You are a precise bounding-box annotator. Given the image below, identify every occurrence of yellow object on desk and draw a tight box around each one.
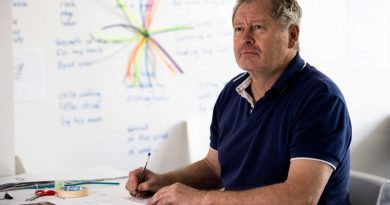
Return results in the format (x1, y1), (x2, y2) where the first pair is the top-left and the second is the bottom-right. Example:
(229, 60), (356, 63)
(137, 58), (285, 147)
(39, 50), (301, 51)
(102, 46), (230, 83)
(57, 186), (89, 198)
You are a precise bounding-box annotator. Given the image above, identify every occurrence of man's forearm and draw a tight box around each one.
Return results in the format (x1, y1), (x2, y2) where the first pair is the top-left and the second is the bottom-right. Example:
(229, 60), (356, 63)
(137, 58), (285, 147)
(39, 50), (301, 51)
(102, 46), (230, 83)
(199, 151), (332, 205)
(202, 182), (316, 205)
(162, 158), (222, 190)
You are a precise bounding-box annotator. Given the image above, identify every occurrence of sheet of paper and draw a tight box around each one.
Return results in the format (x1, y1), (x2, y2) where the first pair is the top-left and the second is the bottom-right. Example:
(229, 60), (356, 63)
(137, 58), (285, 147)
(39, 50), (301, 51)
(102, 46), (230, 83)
(13, 49), (46, 102)
(49, 180), (149, 205)
(47, 196), (148, 205)
(0, 190), (148, 205)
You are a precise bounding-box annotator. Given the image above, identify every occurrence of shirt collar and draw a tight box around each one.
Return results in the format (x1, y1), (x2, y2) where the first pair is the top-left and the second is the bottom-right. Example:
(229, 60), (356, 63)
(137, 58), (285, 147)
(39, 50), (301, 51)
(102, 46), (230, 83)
(235, 75), (255, 108)
(271, 53), (306, 94)
(235, 53), (306, 105)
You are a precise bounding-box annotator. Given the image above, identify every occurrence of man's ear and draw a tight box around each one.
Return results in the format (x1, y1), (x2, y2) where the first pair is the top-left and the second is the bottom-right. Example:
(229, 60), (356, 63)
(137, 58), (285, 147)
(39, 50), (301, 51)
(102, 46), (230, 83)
(288, 24), (300, 49)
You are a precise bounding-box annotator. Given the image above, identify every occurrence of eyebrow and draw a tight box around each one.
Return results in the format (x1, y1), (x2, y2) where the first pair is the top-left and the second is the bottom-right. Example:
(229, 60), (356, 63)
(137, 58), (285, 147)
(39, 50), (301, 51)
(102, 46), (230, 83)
(233, 19), (268, 25)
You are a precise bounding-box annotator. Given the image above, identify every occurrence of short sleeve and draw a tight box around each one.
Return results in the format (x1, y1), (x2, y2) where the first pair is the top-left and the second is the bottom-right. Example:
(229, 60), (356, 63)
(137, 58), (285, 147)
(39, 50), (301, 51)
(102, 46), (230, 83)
(209, 79), (236, 150)
(209, 89), (223, 150)
(290, 94), (352, 169)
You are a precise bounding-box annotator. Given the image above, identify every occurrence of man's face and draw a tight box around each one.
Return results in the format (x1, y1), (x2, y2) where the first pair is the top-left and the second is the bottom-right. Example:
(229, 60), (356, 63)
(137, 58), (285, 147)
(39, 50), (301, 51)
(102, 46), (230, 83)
(233, 0), (293, 75)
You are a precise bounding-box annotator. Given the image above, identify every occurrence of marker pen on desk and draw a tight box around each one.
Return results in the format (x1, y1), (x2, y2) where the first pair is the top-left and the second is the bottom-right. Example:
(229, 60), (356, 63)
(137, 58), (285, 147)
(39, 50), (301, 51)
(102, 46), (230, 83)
(136, 152), (151, 195)
(66, 181), (120, 186)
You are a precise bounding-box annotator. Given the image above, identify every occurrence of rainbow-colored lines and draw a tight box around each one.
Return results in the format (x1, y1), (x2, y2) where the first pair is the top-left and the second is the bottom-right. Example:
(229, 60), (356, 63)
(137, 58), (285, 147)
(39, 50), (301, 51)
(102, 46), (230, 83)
(93, 0), (192, 86)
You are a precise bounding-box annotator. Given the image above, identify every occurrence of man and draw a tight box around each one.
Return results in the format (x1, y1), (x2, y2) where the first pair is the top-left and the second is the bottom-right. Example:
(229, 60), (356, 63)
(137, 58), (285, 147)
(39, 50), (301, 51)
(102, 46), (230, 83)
(126, 0), (352, 204)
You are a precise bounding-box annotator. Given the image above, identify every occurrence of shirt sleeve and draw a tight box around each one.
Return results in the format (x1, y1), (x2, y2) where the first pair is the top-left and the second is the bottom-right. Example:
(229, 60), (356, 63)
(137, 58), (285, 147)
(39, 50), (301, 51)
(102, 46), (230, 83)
(209, 80), (234, 150)
(209, 90), (223, 150)
(290, 93), (352, 170)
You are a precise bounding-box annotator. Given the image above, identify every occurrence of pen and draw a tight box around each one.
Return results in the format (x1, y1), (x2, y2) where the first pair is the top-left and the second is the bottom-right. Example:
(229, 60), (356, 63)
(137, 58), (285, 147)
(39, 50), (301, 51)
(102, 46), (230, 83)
(136, 152), (151, 193)
(1, 177), (127, 192)
(66, 181), (120, 186)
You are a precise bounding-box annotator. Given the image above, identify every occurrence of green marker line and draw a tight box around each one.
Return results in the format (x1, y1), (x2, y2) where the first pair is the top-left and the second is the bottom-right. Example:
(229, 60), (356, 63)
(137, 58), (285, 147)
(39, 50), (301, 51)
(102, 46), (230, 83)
(116, 0), (144, 33)
(92, 31), (142, 43)
(149, 25), (193, 35)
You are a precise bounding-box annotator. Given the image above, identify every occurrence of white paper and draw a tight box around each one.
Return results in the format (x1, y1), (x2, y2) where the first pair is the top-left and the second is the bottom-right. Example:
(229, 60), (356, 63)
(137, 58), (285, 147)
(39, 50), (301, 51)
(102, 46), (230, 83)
(47, 186), (148, 205)
(13, 49), (46, 102)
(0, 170), (148, 205)
(0, 182), (148, 205)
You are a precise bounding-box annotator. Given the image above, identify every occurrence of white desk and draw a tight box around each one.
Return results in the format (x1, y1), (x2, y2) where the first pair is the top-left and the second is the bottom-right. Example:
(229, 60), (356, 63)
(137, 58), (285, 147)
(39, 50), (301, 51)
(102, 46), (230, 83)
(0, 167), (149, 205)
(1, 178), (148, 205)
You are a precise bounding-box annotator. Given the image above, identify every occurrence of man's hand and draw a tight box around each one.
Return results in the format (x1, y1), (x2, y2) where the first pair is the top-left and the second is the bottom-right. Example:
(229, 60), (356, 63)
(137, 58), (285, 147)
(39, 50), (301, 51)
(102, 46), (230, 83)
(147, 183), (207, 205)
(126, 148), (221, 201)
(126, 168), (166, 198)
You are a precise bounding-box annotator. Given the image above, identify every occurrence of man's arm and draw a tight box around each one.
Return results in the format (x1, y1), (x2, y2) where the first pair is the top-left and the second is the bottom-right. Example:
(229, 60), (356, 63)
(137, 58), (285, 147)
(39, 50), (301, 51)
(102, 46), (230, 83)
(148, 159), (333, 205)
(203, 159), (333, 205)
(160, 148), (222, 190)
(127, 148), (221, 197)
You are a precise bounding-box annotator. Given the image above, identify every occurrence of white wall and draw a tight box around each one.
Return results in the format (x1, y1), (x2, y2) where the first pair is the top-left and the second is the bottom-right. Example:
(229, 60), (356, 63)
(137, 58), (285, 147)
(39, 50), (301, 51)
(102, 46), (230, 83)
(299, 0), (390, 178)
(0, 0), (15, 177)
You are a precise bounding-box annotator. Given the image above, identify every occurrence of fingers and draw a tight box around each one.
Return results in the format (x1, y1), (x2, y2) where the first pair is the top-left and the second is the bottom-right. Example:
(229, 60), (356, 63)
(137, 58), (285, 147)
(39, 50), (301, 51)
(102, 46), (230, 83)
(147, 183), (203, 205)
(127, 168), (161, 198)
(147, 190), (163, 205)
(147, 184), (174, 205)
(126, 168), (145, 196)
(126, 183), (137, 197)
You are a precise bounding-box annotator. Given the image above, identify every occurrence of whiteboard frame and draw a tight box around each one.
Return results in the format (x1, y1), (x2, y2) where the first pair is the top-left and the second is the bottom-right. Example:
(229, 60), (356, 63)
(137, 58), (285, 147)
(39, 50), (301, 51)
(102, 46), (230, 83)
(0, 0), (15, 177)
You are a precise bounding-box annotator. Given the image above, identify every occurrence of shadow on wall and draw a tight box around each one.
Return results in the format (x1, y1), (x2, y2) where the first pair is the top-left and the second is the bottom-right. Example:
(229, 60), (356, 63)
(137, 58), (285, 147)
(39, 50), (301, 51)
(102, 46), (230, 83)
(351, 116), (390, 178)
(15, 155), (25, 174)
(149, 121), (190, 173)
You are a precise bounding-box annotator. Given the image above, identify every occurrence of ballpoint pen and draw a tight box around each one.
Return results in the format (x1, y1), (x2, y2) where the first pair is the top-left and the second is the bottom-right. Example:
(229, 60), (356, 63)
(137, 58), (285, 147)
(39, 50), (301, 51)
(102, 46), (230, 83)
(136, 152), (151, 194)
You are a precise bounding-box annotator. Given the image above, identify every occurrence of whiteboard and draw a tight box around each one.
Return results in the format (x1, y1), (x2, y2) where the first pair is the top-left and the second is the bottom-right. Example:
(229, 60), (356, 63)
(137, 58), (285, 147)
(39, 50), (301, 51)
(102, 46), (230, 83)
(13, 0), (390, 177)
(12, 0), (239, 174)
(0, 0), (14, 177)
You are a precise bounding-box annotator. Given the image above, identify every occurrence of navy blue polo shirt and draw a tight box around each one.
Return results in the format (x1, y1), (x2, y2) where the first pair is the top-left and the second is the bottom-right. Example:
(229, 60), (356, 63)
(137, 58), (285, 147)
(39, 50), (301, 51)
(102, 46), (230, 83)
(210, 53), (351, 204)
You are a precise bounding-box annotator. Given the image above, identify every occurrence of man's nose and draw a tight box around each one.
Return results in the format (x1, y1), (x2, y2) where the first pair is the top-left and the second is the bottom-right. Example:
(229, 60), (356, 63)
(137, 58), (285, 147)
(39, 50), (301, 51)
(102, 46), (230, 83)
(242, 30), (255, 44)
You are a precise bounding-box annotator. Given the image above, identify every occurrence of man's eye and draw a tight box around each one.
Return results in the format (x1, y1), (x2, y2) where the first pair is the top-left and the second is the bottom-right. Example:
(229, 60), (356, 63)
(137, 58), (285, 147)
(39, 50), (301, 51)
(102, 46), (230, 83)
(234, 27), (244, 32)
(254, 25), (263, 30)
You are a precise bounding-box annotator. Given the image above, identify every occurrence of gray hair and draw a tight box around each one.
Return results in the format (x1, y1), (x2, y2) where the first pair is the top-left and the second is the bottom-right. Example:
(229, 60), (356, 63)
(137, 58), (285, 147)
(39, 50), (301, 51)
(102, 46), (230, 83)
(232, 0), (302, 29)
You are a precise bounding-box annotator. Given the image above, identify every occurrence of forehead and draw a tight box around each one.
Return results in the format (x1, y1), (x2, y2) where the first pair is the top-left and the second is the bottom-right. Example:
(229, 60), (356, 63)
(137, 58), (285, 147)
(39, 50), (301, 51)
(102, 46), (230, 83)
(234, 0), (273, 22)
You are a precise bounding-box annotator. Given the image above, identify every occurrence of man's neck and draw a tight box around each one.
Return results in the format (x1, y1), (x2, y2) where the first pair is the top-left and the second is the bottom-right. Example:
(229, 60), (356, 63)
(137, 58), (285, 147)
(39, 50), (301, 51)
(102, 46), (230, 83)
(250, 74), (280, 102)
(250, 51), (297, 102)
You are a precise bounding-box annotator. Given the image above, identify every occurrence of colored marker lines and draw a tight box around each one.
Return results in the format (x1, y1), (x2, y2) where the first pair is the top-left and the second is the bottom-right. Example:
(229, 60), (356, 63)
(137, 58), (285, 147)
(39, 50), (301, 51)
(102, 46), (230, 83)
(93, 0), (192, 86)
